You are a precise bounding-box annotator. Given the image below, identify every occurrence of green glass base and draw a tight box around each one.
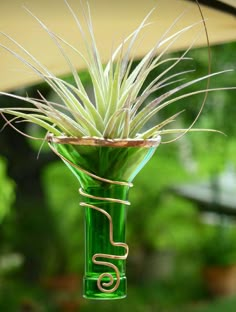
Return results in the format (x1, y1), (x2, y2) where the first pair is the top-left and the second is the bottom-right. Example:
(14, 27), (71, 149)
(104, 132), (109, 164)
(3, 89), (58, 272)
(83, 275), (127, 300)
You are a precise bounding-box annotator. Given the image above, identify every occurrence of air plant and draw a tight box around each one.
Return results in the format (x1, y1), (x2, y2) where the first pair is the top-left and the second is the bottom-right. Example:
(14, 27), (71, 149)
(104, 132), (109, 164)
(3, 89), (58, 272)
(0, 0), (234, 300)
(0, 1), (233, 143)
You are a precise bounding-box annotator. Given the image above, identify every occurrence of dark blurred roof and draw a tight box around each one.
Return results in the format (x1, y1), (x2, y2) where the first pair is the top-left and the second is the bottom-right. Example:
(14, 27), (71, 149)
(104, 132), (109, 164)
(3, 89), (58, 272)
(188, 0), (236, 16)
(172, 167), (236, 216)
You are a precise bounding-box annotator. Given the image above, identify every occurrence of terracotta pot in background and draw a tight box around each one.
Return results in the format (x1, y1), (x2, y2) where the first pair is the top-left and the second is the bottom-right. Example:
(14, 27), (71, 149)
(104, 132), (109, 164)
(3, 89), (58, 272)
(203, 265), (236, 297)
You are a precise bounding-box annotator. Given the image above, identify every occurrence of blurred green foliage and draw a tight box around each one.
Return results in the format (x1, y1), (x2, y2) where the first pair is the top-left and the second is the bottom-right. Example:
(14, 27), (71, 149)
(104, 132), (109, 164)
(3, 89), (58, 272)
(0, 157), (15, 223)
(128, 144), (201, 252)
(180, 296), (236, 312)
(200, 224), (236, 267)
(42, 160), (84, 274)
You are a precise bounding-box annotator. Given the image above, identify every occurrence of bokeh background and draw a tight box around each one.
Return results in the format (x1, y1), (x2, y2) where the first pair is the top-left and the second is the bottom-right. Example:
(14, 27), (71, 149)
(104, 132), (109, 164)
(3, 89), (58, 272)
(0, 1), (236, 311)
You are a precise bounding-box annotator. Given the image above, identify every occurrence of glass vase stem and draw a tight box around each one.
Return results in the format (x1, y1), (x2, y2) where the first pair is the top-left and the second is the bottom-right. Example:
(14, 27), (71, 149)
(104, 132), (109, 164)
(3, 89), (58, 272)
(80, 183), (130, 299)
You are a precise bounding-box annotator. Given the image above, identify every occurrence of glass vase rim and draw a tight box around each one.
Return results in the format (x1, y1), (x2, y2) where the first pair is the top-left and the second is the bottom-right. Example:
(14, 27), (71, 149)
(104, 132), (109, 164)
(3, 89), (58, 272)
(47, 134), (161, 148)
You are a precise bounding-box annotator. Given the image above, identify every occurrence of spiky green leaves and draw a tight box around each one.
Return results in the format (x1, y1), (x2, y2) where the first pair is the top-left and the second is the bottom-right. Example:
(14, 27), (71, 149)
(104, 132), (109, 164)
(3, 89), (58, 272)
(0, 1), (233, 141)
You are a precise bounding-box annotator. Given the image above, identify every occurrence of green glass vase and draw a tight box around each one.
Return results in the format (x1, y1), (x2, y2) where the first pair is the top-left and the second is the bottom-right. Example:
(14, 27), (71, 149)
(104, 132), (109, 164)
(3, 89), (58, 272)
(49, 136), (161, 300)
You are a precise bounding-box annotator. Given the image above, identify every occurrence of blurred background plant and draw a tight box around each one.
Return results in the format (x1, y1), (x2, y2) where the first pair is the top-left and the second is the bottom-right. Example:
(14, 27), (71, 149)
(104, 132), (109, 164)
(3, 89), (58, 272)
(0, 157), (15, 223)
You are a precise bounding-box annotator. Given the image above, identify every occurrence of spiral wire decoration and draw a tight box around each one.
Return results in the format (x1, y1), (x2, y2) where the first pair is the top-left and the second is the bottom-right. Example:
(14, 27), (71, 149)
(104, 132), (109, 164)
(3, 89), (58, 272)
(47, 136), (133, 293)
(79, 188), (129, 293)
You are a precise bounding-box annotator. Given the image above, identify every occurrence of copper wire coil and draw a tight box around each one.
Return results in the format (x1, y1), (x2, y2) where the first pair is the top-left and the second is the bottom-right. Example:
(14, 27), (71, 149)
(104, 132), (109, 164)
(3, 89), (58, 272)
(48, 139), (131, 293)
(80, 188), (129, 293)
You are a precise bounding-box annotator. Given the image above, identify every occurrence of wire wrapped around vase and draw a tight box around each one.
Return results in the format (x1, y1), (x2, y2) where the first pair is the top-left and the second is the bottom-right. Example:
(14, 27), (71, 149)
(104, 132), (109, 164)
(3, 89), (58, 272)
(47, 134), (161, 299)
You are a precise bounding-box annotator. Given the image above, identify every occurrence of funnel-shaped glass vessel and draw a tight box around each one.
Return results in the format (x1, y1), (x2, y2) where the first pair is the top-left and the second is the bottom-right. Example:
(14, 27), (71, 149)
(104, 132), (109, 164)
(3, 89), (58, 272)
(51, 137), (160, 300)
